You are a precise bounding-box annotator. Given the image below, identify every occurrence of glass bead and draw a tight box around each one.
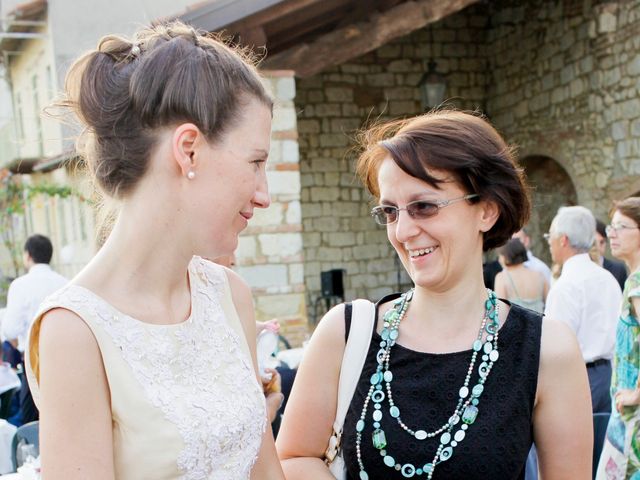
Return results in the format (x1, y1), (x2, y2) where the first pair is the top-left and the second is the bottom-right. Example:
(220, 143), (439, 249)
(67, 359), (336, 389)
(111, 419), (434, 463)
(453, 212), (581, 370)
(373, 410), (382, 422)
(390, 330), (399, 340)
(360, 472), (369, 480)
(478, 362), (489, 378)
(372, 390), (385, 403)
(383, 455), (395, 467)
(459, 386), (469, 398)
(483, 342), (493, 353)
(356, 420), (365, 432)
(490, 350), (499, 362)
(373, 429), (387, 450)
(461, 424), (468, 430)
(384, 371), (394, 382)
(417, 469), (423, 475)
(482, 355), (488, 361)
(401, 464), (416, 477)
(381, 329), (390, 341)
(472, 384), (484, 397)
(370, 372), (381, 385)
(449, 414), (460, 425)
(440, 432), (451, 445)
(451, 440), (458, 447)
(472, 398), (479, 406)
(454, 430), (466, 442)
(440, 446), (453, 461)
(472, 339), (482, 351)
(462, 405), (479, 424)
(390, 406), (400, 418)
(374, 422), (380, 429)
(423, 463), (434, 474)
(485, 299), (492, 310)
(415, 430), (427, 440)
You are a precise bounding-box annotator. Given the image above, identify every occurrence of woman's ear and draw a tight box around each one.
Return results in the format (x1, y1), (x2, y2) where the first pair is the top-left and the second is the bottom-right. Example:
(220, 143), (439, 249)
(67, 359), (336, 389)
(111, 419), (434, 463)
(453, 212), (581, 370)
(479, 199), (500, 233)
(172, 123), (200, 177)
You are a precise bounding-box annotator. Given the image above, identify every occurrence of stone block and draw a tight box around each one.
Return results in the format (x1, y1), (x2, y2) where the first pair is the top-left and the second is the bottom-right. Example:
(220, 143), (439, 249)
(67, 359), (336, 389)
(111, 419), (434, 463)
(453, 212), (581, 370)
(598, 11), (617, 33)
(275, 76), (296, 101)
(317, 247), (343, 261)
(570, 78), (585, 97)
(325, 87), (354, 102)
(272, 106), (297, 131)
(315, 104), (342, 117)
(630, 119), (640, 137)
(319, 133), (349, 147)
(313, 216), (340, 231)
(353, 245), (380, 260)
(281, 140), (300, 164)
(252, 203), (284, 226)
(289, 263), (305, 285)
(256, 293), (305, 318)
(268, 171), (300, 195)
(612, 121), (629, 141)
(330, 118), (362, 133)
(310, 187), (340, 202)
(388, 60), (414, 73)
(259, 233), (303, 257)
(327, 232), (356, 247)
(628, 54), (640, 76)
(238, 264), (289, 288)
(603, 67), (622, 87)
(366, 73), (396, 87)
(390, 100), (418, 116)
(306, 90), (324, 103)
(297, 119), (321, 134)
(286, 201), (301, 224)
(304, 232), (321, 247)
(237, 235), (257, 258)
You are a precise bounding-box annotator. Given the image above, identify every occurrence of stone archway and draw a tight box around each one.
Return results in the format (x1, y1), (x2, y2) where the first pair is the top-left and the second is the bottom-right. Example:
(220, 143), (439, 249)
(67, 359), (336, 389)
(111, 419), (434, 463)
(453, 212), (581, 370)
(519, 155), (578, 265)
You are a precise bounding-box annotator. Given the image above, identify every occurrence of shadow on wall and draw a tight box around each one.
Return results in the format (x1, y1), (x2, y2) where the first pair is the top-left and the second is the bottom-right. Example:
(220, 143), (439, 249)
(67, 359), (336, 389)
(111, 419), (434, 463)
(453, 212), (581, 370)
(520, 155), (577, 266)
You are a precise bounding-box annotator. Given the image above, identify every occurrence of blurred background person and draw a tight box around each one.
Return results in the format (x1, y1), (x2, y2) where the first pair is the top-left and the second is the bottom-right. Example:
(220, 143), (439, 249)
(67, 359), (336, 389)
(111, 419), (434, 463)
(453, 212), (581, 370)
(2, 234), (67, 426)
(597, 197), (640, 479)
(595, 219), (627, 292)
(513, 227), (552, 284)
(544, 206), (622, 414)
(494, 238), (548, 313)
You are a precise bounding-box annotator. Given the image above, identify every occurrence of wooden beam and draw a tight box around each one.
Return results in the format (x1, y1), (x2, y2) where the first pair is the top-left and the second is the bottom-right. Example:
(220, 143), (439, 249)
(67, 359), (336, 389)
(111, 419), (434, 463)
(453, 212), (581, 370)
(223, 0), (328, 32)
(262, 0), (481, 77)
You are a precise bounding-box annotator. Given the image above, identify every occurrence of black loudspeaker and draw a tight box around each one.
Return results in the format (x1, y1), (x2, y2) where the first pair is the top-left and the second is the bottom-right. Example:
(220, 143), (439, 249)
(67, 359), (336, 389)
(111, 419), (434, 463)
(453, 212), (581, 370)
(320, 269), (345, 299)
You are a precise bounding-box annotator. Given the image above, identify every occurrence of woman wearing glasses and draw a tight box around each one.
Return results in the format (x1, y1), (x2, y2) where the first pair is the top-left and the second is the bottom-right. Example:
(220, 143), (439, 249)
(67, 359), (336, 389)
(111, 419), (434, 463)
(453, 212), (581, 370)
(277, 110), (591, 478)
(597, 197), (640, 479)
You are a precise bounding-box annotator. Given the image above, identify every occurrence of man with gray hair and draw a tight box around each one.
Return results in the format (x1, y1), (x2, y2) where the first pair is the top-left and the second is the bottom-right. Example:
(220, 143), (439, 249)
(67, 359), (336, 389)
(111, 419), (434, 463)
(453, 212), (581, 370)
(544, 206), (622, 413)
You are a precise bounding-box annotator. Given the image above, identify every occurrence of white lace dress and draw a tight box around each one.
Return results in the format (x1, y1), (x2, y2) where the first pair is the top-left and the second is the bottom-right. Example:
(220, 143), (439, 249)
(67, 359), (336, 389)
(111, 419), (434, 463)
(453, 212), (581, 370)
(26, 256), (266, 480)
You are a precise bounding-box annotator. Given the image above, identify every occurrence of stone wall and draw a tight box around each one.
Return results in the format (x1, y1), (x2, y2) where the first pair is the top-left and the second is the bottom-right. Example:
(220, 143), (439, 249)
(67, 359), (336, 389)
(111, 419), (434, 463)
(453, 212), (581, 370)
(236, 71), (308, 347)
(487, 0), (640, 258)
(295, 5), (489, 321)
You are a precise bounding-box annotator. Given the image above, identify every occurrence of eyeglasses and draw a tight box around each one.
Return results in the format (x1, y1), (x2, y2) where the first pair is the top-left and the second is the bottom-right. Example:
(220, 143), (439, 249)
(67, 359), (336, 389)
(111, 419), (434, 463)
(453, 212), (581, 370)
(605, 223), (640, 236)
(371, 194), (479, 226)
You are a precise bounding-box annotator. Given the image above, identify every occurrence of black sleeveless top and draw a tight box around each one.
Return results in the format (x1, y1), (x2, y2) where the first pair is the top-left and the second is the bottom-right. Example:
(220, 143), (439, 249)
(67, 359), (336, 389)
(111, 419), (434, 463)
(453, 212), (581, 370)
(342, 294), (542, 480)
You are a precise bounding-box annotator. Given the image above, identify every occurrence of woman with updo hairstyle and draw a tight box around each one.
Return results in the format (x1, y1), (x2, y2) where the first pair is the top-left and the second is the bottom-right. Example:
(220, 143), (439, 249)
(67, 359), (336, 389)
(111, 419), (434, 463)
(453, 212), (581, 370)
(494, 238), (549, 313)
(26, 22), (284, 479)
(277, 110), (591, 479)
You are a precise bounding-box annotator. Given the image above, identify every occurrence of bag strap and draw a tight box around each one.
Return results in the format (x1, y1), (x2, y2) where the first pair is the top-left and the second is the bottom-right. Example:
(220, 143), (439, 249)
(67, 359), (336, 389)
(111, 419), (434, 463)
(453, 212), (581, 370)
(324, 299), (375, 464)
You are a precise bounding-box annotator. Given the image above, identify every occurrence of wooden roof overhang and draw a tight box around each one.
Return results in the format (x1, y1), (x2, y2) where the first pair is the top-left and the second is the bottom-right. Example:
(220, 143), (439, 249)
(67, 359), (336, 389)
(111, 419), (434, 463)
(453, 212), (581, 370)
(185, 0), (481, 78)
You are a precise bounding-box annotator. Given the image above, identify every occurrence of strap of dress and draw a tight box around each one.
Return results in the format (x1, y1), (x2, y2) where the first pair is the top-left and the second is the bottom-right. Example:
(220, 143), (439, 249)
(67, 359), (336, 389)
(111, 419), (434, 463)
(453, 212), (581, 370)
(504, 270), (522, 300)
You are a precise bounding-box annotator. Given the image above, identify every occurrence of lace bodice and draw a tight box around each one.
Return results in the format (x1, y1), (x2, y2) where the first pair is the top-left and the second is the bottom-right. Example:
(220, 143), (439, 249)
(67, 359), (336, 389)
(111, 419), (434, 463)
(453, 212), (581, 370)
(28, 256), (265, 480)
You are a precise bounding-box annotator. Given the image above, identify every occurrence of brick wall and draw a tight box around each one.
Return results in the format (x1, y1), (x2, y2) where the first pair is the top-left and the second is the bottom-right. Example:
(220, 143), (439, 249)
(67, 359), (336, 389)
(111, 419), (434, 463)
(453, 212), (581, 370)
(236, 71), (308, 347)
(295, 6), (489, 321)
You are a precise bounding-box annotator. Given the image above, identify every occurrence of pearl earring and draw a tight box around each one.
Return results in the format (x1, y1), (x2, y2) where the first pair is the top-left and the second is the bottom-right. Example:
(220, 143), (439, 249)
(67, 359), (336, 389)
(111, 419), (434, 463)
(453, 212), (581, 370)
(187, 170), (195, 180)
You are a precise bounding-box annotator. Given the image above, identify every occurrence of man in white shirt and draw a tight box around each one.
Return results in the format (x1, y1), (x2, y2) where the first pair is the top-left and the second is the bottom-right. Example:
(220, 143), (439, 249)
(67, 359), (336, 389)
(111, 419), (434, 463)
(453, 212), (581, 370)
(544, 206), (622, 413)
(2, 234), (67, 424)
(512, 227), (552, 284)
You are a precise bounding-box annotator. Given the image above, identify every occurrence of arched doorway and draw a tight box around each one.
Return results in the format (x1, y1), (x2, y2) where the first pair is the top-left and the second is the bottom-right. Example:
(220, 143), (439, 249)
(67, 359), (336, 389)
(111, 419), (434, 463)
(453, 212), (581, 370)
(520, 155), (578, 265)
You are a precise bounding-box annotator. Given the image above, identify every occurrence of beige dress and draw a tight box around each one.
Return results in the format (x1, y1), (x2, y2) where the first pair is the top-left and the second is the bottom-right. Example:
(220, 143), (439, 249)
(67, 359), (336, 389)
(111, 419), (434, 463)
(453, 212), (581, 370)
(26, 256), (265, 480)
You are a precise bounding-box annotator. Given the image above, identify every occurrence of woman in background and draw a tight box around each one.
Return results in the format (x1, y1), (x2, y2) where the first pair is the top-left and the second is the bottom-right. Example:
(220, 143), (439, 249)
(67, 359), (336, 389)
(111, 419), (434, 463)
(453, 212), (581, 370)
(597, 197), (640, 479)
(494, 238), (548, 313)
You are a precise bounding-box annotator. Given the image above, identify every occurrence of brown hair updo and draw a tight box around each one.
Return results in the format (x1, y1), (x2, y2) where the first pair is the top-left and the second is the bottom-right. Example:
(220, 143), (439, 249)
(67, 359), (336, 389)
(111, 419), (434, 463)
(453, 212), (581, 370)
(61, 21), (272, 199)
(356, 110), (531, 251)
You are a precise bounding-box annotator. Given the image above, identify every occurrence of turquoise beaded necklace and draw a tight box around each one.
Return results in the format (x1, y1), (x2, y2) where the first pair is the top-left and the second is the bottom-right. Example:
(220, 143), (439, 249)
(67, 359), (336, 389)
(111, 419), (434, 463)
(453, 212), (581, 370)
(355, 289), (500, 479)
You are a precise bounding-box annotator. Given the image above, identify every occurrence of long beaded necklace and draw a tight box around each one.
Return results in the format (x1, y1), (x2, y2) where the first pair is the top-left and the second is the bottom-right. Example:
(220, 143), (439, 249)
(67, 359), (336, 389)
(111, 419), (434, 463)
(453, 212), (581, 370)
(355, 289), (500, 479)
